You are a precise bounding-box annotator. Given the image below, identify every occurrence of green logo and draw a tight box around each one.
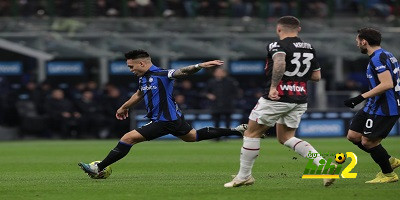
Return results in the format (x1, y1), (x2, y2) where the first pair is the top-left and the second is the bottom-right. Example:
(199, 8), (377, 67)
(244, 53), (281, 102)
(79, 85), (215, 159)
(302, 152), (357, 179)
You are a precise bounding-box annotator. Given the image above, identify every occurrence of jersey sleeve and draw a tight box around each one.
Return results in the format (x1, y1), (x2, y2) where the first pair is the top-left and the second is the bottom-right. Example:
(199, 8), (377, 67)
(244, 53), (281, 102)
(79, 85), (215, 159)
(151, 69), (176, 79)
(267, 42), (286, 58)
(372, 54), (390, 74)
(167, 69), (176, 79)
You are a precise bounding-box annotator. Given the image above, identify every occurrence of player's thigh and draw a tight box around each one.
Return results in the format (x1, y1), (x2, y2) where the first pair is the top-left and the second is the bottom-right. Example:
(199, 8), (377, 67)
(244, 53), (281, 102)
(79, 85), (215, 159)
(362, 114), (399, 141)
(245, 119), (270, 138)
(135, 121), (169, 141)
(348, 110), (367, 141)
(166, 116), (194, 141)
(249, 97), (293, 128)
(361, 136), (383, 149)
(276, 123), (296, 144)
(278, 103), (307, 129)
(120, 130), (146, 144)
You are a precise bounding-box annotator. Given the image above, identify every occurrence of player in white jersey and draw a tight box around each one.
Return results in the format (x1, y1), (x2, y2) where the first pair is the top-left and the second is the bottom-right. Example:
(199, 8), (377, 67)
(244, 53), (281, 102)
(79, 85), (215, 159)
(224, 16), (335, 188)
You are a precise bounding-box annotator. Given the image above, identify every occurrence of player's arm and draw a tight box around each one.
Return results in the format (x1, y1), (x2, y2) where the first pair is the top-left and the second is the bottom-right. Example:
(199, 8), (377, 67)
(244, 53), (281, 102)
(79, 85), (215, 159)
(116, 89), (144, 120)
(171, 60), (224, 78)
(269, 52), (286, 100)
(361, 70), (394, 98)
(344, 70), (393, 108)
(310, 70), (321, 82)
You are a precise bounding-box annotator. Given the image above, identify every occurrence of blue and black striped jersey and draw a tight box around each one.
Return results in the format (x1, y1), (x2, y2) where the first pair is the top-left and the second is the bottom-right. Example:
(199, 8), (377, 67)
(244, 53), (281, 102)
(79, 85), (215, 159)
(139, 65), (182, 121)
(363, 48), (400, 116)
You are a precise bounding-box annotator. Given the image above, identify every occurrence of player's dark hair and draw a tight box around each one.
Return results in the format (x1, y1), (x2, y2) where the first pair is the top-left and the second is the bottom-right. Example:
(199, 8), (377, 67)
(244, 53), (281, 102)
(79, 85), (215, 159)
(277, 16), (300, 29)
(124, 49), (150, 60)
(357, 28), (381, 46)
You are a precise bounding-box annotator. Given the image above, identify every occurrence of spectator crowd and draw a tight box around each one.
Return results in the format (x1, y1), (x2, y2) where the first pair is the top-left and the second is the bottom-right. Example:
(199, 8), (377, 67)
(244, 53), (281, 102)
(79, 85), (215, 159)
(0, 0), (398, 19)
(0, 73), (266, 139)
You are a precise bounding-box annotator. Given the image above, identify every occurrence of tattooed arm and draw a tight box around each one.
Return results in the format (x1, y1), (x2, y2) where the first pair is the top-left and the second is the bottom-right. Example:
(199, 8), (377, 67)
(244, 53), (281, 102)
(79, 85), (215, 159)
(172, 60), (224, 78)
(268, 53), (286, 100)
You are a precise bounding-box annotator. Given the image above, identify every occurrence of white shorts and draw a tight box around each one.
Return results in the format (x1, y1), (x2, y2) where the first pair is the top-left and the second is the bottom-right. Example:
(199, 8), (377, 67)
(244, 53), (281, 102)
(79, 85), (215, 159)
(249, 97), (307, 128)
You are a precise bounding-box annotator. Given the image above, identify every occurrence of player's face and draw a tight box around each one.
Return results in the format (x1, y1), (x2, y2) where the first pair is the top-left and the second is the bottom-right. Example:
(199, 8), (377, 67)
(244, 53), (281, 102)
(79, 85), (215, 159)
(356, 35), (368, 54)
(126, 59), (145, 77)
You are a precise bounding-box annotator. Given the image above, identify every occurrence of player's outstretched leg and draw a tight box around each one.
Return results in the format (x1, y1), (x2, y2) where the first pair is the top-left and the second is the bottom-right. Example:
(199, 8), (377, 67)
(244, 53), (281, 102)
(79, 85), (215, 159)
(78, 162), (102, 177)
(195, 127), (242, 141)
(78, 130), (144, 178)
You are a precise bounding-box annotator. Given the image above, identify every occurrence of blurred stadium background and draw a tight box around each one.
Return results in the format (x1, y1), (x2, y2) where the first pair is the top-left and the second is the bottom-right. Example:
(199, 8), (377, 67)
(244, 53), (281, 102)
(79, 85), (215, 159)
(1, 0), (400, 140)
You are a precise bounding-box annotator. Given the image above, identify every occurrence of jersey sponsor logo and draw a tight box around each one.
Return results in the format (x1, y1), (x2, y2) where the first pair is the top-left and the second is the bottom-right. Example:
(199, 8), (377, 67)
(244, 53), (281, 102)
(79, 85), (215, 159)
(141, 85), (157, 91)
(293, 42), (313, 50)
(269, 42), (280, 51)
(375, 65), (386, 71)
(279, 84), (306, 92)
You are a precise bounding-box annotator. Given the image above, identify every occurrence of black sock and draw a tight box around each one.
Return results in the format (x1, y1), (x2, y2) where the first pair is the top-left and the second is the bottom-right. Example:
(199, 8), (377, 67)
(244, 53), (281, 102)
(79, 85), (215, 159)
(97, 141), (133, 171)
(352, 141), (371, 153)
(196, 127), (242, 141)
(369, 144), (392, 174)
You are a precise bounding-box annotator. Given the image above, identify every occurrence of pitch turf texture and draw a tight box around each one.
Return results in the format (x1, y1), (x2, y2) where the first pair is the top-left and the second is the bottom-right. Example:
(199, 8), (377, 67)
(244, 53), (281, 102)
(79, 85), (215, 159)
(1, 138), (400, 200)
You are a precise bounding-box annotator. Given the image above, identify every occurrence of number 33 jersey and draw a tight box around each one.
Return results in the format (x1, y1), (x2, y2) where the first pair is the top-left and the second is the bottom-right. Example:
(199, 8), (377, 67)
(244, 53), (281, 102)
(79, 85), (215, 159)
(264, 37), (320, 104)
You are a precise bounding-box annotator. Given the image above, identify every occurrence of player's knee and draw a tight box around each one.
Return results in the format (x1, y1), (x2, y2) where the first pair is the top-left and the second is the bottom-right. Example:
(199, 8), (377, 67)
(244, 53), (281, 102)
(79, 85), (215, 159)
(361, 138), (379, 149)
(120, 130), (145, 145)
(244, 130), (262, 138)
(346, 132), (360, 142)
(361, 140), (373, 149)
(179, 131), (197, 142)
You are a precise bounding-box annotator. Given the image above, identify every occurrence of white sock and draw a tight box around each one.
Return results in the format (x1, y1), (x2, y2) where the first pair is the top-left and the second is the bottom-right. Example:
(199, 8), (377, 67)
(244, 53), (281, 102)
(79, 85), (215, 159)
(283, 137), (324, 165)
(237, 136), (261, 180)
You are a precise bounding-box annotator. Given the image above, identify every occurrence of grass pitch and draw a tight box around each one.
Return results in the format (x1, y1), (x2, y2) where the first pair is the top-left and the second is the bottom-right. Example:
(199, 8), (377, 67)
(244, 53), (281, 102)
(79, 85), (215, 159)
(1, 137), (400, 200)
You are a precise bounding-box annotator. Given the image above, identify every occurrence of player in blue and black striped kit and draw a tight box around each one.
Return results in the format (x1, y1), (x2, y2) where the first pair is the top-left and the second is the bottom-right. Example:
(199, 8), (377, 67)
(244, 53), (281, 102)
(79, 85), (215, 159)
(345, 28), (400, 183)
(78, 49), (244, 178)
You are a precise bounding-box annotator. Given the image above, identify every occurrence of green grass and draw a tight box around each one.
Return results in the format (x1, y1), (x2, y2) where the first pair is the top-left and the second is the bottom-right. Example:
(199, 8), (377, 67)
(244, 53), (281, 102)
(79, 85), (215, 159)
(1, 137), (400, 200)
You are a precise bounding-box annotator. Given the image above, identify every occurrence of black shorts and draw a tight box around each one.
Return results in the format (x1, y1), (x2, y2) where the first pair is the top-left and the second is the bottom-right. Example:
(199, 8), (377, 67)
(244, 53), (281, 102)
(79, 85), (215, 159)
(135, 116), (193, 141)
(349, 110), (399, 139)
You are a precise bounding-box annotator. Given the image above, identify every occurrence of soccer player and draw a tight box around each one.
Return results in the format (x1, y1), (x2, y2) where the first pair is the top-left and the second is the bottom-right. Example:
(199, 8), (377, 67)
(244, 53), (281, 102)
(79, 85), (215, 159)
(345, 27), (400, 183)
(224, 16), (335, 187)
(78, 49), (244, 177)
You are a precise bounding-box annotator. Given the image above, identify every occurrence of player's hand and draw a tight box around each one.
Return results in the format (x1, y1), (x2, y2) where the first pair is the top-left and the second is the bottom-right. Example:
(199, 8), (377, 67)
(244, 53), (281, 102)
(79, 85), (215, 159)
(268, 88), (280, 101)
(344, 94), (365, 108)
(206, 93), (216, 101)
(198, 60), (224, 69)
(116, 107), (129, 120)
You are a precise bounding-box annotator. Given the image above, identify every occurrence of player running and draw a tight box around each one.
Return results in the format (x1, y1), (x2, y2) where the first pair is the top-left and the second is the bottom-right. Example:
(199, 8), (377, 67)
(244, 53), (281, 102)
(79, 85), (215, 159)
(345, 27), (400, 183)
(224, 16), (335, 187)
(78, 49), (244, 178)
